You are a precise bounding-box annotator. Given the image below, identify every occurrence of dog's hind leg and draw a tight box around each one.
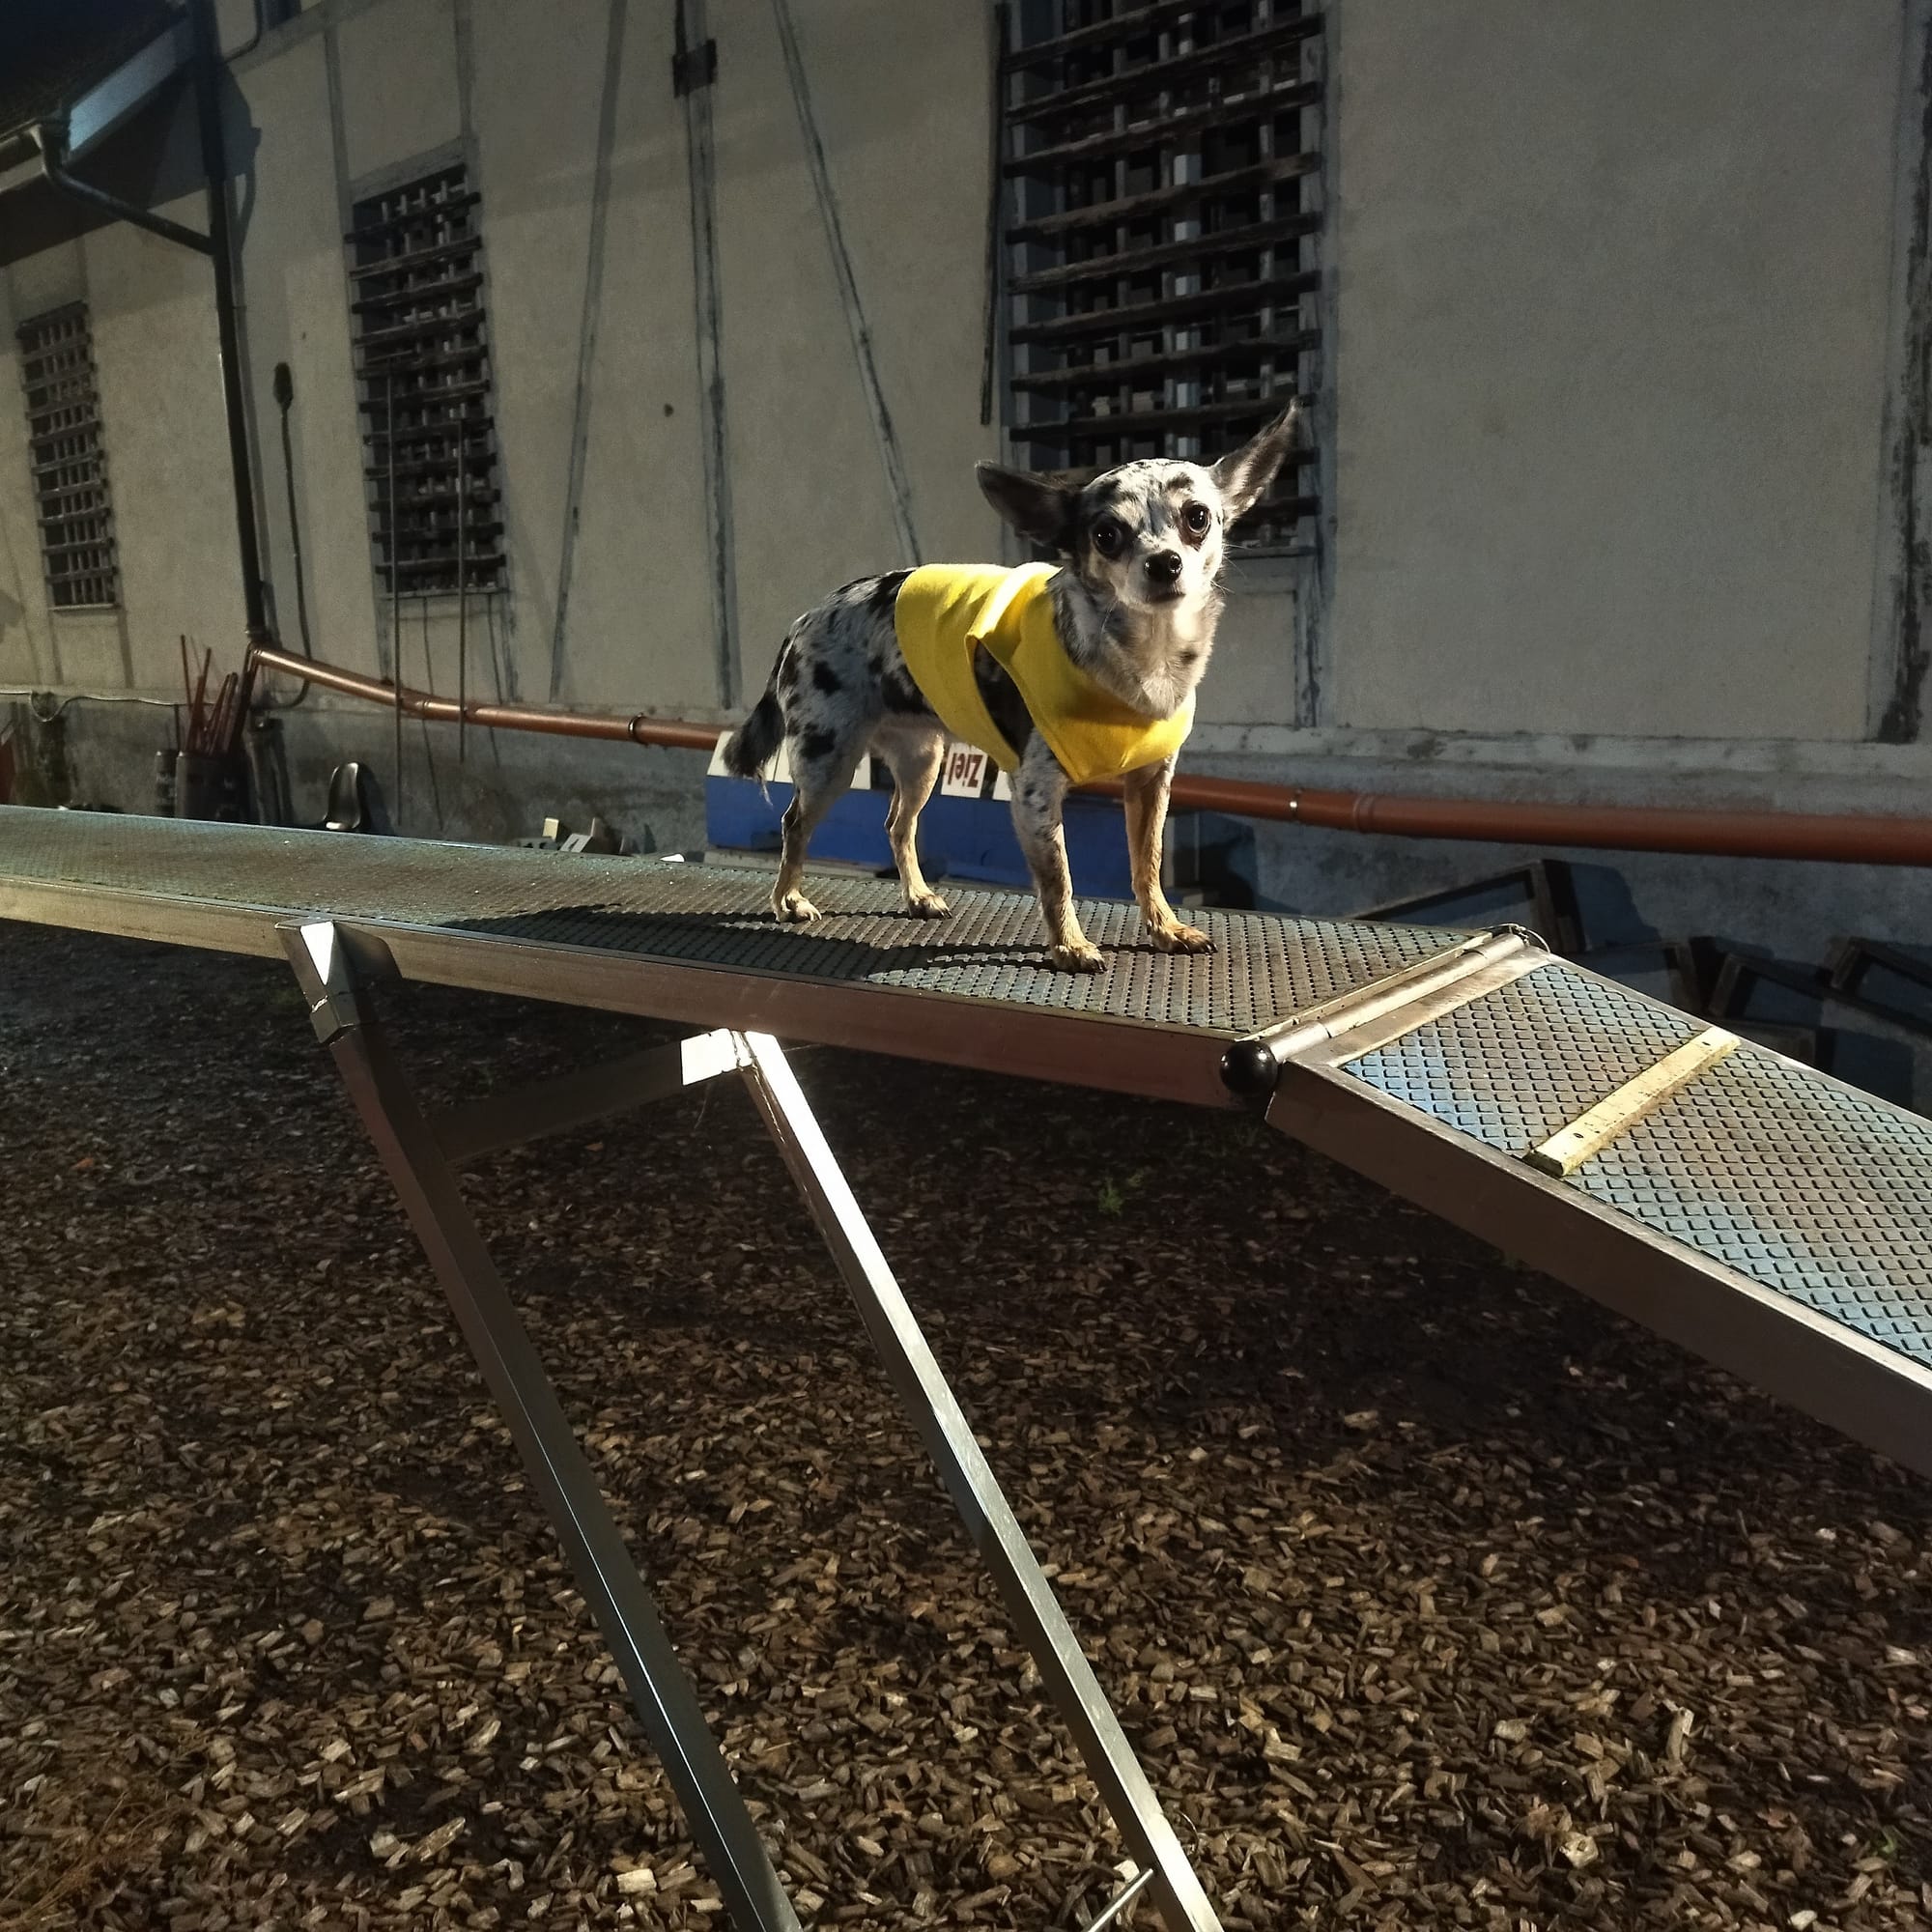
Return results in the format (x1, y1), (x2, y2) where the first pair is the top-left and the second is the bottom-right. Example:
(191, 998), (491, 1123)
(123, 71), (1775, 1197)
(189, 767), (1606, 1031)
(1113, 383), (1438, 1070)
(771, 728), (867, 923)
(873, 724), (950, 919)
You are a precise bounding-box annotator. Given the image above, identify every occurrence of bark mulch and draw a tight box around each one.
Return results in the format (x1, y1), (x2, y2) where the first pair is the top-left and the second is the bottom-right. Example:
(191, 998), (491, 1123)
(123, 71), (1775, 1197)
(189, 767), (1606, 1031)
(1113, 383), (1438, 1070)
(0, 923), (1925, 1931)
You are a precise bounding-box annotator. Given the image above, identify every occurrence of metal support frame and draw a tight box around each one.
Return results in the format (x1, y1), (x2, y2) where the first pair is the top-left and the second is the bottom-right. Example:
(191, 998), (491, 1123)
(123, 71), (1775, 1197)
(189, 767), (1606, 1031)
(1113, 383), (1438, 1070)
(281, 920), (1220, 1932)
(284, 923), (801, 1931)
(736, 1033), (1218, 1930)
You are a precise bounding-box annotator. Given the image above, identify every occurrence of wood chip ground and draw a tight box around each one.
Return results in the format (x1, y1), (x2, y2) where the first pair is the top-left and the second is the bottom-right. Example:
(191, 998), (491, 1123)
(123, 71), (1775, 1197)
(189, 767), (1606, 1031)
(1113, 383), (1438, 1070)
(0, 924), (1925, 1930)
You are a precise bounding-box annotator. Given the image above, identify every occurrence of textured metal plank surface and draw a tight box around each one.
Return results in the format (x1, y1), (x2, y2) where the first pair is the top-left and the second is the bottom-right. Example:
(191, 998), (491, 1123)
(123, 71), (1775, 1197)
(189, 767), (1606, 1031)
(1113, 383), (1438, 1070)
(0, 809), (1457, 1037)
(1346, 963), (1706, 1150)
(1348, 961), (1932, 1370)
(1573, 1050), (1932, 1368)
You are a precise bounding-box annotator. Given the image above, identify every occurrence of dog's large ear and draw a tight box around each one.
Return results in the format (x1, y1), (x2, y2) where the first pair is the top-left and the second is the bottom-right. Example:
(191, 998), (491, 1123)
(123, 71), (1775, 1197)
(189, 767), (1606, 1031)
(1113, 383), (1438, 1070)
(976, 462), (1078, 553)
(1210, 401), (1302, 526)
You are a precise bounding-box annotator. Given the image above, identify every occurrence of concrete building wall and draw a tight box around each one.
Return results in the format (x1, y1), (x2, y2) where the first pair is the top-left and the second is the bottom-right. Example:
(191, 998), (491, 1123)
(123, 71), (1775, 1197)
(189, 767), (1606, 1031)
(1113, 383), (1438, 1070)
(1325, 0), (1908, 746)
(2, 0), (1929, 960)
(710, 0), (999, 704)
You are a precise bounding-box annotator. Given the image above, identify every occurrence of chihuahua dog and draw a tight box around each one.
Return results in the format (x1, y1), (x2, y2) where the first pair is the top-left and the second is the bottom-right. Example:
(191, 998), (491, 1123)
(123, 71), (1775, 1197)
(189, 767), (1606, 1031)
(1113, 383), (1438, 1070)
(722, 404), (1299, 971)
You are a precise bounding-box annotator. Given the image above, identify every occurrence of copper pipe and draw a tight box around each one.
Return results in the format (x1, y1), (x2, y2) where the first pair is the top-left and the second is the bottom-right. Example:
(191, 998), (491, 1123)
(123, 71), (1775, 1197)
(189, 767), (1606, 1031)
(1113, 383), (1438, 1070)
(1109, 773), (1932, 867)
(249, 642), (1932, 866)
(251, 643), (720, 751)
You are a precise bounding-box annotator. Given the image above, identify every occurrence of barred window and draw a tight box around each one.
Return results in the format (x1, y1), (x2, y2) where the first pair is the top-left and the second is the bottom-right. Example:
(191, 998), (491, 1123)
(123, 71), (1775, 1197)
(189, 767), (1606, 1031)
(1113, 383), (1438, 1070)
(16, 303), (118, 609)
(1001, 0), (1321, 551)
(348, 161), (505, 597)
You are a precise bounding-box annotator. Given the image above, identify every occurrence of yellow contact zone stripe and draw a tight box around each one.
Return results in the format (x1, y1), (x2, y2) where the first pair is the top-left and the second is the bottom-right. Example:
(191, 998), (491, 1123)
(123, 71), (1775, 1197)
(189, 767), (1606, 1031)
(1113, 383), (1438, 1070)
(1525, 1025), (1741, 1178)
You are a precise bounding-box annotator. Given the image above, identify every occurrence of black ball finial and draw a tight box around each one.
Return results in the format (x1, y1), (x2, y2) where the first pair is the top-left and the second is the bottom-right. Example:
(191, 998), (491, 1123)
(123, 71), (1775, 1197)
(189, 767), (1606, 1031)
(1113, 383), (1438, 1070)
(1220, 1039), (1279, 1098)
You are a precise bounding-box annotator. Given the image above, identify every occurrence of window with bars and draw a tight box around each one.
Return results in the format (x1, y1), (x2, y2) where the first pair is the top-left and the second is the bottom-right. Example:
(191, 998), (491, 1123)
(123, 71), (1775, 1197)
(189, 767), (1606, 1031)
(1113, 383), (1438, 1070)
(16, 303), (118, 609)
(348, 161), (505, 597)
(1000, 0), (1321, 551)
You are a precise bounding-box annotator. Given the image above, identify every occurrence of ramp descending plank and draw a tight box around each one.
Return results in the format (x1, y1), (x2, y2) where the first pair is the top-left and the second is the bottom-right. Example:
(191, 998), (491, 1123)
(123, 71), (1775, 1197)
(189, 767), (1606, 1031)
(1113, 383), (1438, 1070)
(1288, 960), (1932, 1474)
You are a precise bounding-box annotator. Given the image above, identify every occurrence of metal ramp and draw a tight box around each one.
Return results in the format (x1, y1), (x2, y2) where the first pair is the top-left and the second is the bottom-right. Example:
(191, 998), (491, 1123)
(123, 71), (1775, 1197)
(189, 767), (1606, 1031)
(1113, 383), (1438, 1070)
(0, 807), (1466, 1107)
(1264, 953), (1932, 1478)
(1, 806), (1928, 1932)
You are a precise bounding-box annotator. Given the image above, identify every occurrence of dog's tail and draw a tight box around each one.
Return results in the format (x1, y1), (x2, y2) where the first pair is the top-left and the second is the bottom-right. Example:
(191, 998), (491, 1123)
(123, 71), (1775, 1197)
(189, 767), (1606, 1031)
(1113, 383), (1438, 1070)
(721, 674), (784, 780)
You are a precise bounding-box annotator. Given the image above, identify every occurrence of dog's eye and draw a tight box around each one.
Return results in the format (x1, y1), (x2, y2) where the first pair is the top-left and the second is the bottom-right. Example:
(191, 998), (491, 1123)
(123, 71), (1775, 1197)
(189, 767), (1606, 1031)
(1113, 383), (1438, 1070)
(1091, 519), (1124, 557)
(1182, 501), (1212, 537)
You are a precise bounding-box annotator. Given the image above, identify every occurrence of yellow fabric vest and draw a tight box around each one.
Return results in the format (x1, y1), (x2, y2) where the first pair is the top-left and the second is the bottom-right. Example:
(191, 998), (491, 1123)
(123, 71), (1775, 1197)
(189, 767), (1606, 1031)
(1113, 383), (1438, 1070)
(891, 563), (1194, 786)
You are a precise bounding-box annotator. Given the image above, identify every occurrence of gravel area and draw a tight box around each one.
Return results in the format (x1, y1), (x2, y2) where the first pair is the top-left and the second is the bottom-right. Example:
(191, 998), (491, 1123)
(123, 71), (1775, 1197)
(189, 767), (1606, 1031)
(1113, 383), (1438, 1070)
(1, 922), (1927, 1931)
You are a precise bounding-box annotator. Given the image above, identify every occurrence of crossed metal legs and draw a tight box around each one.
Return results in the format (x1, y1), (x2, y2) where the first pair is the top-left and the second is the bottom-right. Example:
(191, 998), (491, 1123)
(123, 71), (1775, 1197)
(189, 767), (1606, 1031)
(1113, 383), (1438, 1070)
(285, 922), (1219, 1932)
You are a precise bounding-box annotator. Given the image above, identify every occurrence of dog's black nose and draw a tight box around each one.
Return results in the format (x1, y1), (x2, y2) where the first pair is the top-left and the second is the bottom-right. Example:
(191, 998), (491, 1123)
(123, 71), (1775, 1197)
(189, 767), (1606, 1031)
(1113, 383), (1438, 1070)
(1146, 549), (1182, 584)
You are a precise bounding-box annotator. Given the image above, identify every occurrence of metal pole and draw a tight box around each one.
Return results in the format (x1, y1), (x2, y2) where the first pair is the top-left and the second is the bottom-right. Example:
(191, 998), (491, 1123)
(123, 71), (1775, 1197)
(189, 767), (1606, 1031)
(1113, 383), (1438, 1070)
(1083, 1866), (1156, 1932)
(388, 371), (403, 830)
(768, 0), (920, 565)
(979, 4), (1009, 428)
(187, 0), (269, 643)
(271, 363), (313, 703)
(546, 0), (628, 702)
(677, 0), (740, 708)
(456, 430), (468, 764)
(418, 601), (441, 828)
(734, 1033), (1223, 1932)
(236, 641), (1932, 868)
(281, 924), (802, 1932)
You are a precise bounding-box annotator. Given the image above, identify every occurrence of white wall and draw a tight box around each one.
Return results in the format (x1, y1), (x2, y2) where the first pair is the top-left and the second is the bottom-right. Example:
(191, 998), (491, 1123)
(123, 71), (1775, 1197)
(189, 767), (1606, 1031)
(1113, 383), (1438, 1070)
(1325, 0), (1908, 746)
(711, 0), (998, 701)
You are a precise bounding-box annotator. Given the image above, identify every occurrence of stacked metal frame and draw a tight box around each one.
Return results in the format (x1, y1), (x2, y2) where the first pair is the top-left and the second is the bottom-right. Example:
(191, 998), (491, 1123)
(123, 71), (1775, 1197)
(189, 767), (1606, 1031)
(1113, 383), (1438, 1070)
(1001, 0), (1321, 549)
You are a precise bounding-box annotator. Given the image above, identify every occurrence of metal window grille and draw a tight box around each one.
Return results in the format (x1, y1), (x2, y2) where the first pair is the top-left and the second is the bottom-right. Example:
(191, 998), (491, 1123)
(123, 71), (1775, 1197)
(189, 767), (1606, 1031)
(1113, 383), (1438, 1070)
(1000, 0), (1321, 550)
(348, 161), (505, 596)
(16, 304), (118, 609)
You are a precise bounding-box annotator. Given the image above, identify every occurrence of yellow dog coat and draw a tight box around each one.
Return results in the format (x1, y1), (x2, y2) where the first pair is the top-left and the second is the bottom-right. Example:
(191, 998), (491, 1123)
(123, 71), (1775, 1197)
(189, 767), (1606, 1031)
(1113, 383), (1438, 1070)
(891, 562), (1194, 786)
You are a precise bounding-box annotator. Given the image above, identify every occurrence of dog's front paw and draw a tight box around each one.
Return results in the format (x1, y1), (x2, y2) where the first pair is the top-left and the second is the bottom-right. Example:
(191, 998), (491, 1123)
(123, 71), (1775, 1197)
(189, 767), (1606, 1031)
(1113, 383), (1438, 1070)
(905, 890), (950, 920)
(1049, 940), (1107, 974)
(1151, 921), (1214, 955)
(774, 890), (823, 923)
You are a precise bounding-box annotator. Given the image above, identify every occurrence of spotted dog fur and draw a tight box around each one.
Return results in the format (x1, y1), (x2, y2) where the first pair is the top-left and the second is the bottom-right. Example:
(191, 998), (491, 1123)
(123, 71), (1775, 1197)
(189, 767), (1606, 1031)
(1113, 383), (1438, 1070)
(723, 405), (1301, 972)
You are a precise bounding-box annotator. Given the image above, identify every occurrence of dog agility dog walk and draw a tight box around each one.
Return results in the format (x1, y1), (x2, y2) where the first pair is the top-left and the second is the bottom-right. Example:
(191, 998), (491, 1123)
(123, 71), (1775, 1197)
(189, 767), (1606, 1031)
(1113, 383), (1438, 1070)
(723, 405), (1301, 972)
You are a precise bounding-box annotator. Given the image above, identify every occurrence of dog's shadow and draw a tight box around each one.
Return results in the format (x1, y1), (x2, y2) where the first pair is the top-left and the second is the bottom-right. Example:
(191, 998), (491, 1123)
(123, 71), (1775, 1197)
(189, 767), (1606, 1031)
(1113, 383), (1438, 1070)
(444, 898), (1188, 984)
